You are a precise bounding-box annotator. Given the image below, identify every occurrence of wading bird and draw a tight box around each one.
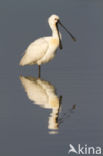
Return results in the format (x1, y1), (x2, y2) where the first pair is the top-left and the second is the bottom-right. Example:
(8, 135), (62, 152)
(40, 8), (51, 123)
(19, 14), (76, 77)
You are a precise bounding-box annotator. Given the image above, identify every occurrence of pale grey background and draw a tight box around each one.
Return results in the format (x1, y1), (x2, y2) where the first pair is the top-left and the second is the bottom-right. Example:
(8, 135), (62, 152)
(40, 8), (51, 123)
(0, 0), (103, 155)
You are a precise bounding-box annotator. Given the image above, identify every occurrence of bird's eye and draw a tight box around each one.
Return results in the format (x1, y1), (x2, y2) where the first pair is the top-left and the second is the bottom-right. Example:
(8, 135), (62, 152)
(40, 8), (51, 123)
(55, 18), (58, 21)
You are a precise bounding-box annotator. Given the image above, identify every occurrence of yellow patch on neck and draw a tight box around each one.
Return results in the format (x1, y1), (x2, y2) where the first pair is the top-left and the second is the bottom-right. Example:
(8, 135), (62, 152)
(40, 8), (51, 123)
(49, 97), (59, 108)
(50, 38), (59, 46)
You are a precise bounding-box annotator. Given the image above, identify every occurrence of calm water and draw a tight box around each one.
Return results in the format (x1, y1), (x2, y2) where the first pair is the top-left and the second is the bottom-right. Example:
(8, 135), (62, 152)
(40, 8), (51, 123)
(0, 0), (103, 155)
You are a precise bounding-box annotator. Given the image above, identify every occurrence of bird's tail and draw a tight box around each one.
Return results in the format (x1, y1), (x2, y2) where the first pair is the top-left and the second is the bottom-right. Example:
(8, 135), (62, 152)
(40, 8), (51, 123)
(19, 54), (29, 66)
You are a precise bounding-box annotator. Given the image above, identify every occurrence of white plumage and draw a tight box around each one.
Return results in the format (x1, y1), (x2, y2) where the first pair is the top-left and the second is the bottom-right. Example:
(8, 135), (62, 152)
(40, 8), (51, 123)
(19, 14), (76, 78)
(19, 14), (76, 77)
(20, 38), (49, 66)
(19, 15), (60, 66)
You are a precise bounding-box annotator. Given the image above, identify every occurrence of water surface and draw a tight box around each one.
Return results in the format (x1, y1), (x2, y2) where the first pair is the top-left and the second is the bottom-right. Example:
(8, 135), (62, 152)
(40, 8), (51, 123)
(0, 0), (103, 155)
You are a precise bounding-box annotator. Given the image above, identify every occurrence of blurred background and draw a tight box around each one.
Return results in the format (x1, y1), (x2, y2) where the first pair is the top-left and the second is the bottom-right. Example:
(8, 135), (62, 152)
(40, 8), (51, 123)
(0, 0), (103, 155)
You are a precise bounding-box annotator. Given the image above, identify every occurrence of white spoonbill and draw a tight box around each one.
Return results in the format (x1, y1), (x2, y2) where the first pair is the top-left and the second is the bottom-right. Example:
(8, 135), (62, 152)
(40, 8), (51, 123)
(19, 14), (76, 77)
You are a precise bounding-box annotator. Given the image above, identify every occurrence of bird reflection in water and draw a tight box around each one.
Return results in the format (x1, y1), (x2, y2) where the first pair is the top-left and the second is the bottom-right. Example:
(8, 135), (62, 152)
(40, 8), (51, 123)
(20, 76), (76, 134)
(58, 104), (76, 126)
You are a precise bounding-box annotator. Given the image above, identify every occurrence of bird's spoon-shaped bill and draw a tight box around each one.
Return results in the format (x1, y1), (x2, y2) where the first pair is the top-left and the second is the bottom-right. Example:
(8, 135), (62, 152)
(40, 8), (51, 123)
(58, 20), (76, 42)
(56, 23), (63, 50)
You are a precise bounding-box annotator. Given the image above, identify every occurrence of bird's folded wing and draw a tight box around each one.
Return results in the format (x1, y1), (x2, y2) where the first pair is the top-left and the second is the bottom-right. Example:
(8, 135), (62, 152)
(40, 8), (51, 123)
(20, 38), (49, 66)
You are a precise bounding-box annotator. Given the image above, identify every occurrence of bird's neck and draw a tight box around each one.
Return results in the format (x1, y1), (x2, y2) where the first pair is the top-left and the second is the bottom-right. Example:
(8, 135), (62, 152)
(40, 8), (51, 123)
(51, 25), (59, 38)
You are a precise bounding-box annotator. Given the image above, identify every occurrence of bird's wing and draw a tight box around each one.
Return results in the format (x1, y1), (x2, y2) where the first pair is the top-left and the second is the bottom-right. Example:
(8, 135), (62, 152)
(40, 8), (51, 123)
(20, 38), (49, 66)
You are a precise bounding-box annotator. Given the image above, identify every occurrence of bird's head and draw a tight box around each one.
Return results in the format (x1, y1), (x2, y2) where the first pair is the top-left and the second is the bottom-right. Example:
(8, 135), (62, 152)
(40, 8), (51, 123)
(48, 14), (60, 26)
(48, 14), (76, 50)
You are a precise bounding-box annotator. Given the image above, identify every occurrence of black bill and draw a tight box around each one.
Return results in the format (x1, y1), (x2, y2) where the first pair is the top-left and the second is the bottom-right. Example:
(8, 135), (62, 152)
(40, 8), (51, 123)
(56, 23), (63, 50)
(58, 20), (76, 42)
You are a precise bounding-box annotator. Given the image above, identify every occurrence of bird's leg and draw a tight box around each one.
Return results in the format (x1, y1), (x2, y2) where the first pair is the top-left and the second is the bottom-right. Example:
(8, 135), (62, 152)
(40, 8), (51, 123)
(38, 65), (41, 78)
